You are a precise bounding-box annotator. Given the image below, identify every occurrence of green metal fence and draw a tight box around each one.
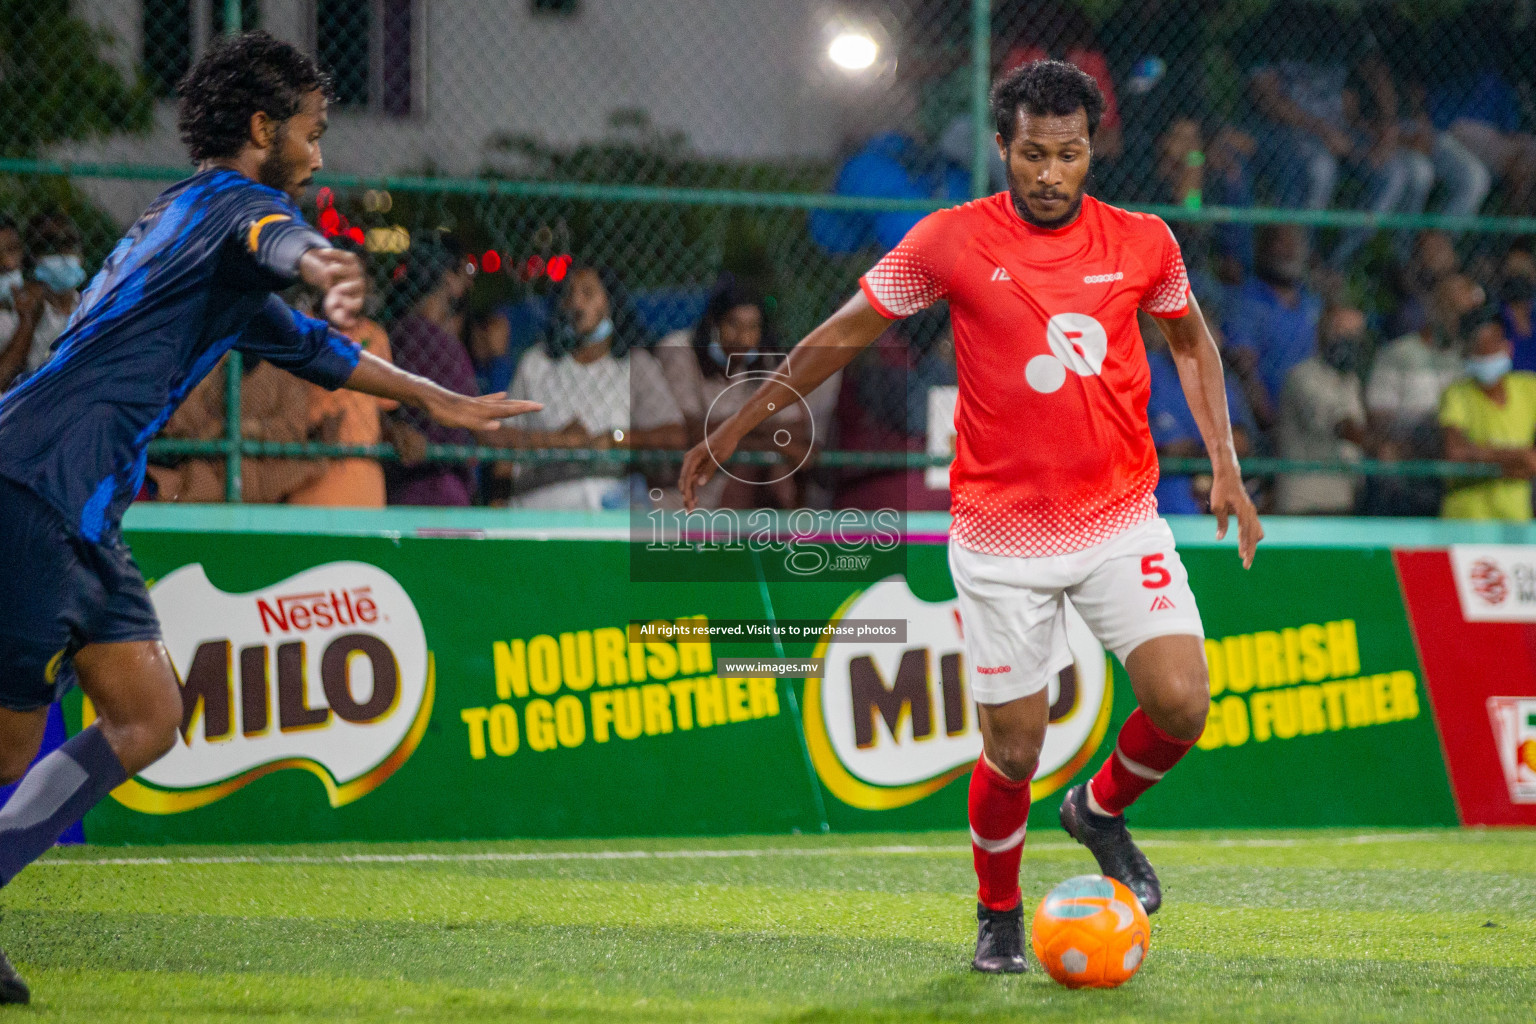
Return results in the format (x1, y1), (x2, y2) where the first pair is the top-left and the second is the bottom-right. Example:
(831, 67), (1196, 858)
(0, 0), (1531, 503)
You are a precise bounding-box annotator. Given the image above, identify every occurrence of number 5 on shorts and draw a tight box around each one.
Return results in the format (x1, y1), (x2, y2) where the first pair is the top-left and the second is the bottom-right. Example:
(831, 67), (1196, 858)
(1141, 553), (1171, 589)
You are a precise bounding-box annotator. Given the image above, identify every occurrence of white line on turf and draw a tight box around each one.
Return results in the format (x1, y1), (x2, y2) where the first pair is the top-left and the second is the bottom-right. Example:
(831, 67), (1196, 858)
(37, 831), (1456, 868)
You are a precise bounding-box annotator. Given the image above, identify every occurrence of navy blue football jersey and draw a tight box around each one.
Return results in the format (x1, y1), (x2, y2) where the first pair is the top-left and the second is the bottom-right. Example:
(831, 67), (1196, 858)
(0, 168), (360, 541)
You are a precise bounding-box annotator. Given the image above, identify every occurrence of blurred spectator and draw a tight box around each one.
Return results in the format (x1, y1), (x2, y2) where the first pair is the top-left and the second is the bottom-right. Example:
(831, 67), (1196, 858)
(1361, 273), (1485, 516)
(1108, 0), (1216, 194)
(0, 218), (32, 391)
(469, 308), (517, 395)
(833, 307), (956, 512)
(287, 271), (398, 509)
(1274, 306), (1372, 514)
(1153, 116), (1257, 278)
(1142, 311), (1254, 514)
(656, 274), (834, 509)
(385, 237), (479, 507)
(1367, 273), (1485, 448)
(1496, 245), (1536, 372)
(1390, 230), (1460, 337)
(492, 265), (684, 511)
(0, 210), (85, 389)
(1245, 5), (1433, 268)
(147, 355), (327, 503)
(1428, 69), (1536, 214)
(1221, 224), (1323, 424)
(1439, 305), (1536, 521)
(811, 133), (967, 255)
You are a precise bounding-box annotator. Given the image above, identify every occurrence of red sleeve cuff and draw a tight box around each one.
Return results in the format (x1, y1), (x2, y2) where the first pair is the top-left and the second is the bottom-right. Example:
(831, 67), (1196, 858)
(859, 276), (901, 320)
(1144, 287), (1191, 319)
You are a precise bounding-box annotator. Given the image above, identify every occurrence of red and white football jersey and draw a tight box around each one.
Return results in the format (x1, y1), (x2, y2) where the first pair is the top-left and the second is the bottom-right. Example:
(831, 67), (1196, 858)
(859, 193), (1191, 558)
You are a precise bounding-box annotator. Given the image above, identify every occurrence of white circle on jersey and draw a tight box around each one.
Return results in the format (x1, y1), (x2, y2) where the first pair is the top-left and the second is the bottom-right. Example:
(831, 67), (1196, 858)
(1045, 312), (1108, 377)
(1025, 354), (1067, 393)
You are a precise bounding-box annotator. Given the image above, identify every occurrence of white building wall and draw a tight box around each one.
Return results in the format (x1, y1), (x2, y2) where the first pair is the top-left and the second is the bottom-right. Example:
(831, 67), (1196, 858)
(61, 1), (911, 226)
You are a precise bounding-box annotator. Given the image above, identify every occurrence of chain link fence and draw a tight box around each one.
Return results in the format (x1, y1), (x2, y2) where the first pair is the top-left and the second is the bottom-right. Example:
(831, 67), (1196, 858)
(0, 1), (1531, 509)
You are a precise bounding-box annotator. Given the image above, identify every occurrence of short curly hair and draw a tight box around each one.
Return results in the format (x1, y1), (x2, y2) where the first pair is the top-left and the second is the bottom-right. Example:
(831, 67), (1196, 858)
(177, 31), (333, 161)
(991, 59), (1104, 145)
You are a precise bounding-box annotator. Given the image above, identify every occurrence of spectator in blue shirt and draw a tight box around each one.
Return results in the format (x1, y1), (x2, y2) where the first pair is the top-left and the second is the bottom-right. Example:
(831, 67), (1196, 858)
(809, 133), (969, 255)
(1429, 69), (1536, 214)
(1143, 312), (1255, 514)
(1244, 4), (1435, 268)
(1221, 224), (1323, 427)
(1497, 245), (1536, 373)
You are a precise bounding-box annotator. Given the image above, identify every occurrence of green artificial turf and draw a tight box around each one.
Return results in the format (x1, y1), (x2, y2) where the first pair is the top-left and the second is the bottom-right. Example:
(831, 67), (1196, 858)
(2, 828), (1532, 1022)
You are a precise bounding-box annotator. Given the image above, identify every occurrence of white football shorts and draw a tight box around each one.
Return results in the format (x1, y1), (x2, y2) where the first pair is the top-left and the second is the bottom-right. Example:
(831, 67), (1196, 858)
(948, 517), (1205, 706)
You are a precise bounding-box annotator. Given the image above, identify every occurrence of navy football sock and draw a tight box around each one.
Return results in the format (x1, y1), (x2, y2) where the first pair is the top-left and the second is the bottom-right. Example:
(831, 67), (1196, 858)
(0, 726), (126, 886)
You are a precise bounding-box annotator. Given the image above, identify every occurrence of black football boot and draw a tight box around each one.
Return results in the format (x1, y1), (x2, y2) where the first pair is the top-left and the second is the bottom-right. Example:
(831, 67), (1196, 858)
(1058, 783), (1162, 914)
(972, 901), (1028, 974)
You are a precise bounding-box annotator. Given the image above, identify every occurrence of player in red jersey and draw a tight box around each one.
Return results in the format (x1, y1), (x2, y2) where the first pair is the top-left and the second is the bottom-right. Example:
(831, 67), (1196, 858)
(680, 60), (1262, 973)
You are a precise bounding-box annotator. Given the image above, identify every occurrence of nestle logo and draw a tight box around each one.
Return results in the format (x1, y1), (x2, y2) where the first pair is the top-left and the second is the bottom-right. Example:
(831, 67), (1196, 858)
(976, 664), (1012, 675)
(258, 587), (379, 634)
(1083, 272), (1124, 284)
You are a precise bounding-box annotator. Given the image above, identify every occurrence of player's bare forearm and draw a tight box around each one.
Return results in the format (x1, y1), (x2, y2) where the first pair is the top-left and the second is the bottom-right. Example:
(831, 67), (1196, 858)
(1156, 296), (1264, 566)
(678, 292), (889, 509)
(1158, 297), (1239, 473)
(344, 351), (542, 431)
(721, 293), (887, 447)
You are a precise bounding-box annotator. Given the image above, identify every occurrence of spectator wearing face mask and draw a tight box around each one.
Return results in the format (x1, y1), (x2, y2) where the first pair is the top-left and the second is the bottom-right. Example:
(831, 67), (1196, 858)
(1496, 245), (1536, 373)
(0, 217), (32, 391)
(384, 236), (479, 507)
(1222, 224), (1323, 428)
(489, 264), (685, 511)
(1274, 306), (1373, 514)
(2, 210), (85, 387)
(1439, 305), (1536, 521)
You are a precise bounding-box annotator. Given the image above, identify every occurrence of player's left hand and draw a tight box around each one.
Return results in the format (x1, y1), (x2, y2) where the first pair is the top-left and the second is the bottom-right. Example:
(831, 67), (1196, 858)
(1209, 469), (1263, 569)
(425, 390), (543, 432)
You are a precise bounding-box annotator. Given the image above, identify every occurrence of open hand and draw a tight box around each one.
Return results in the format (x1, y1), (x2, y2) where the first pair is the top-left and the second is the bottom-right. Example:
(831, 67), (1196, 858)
(425, 391), (543, 432)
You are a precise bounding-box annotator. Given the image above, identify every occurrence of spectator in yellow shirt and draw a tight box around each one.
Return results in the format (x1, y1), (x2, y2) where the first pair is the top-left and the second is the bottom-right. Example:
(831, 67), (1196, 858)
(1439, 305), (1536, 520)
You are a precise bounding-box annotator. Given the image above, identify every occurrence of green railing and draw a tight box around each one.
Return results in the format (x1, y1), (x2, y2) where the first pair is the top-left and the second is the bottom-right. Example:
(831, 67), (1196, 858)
(142, 439), (1503, 481)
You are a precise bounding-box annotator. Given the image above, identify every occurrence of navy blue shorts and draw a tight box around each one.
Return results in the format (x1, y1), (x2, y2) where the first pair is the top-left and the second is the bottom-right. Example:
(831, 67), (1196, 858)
(0, 476), (161, 712)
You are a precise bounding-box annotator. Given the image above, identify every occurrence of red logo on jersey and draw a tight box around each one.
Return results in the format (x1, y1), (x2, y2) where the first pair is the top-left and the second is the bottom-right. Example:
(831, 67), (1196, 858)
(1149, 595), (1176, 612)
(976, 664), (1013, 675)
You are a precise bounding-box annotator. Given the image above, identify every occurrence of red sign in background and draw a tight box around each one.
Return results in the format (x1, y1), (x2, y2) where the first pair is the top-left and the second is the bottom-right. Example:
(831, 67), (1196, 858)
(1395, 550), (1536, 826)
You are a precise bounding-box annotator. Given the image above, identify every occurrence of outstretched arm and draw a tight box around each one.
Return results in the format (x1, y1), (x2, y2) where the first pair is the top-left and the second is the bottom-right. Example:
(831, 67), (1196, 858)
(292, 249), (543, 430)
(679, 291), (891, 508)
(1155, 295), (1264, 567)
(343, 351), (542, 432)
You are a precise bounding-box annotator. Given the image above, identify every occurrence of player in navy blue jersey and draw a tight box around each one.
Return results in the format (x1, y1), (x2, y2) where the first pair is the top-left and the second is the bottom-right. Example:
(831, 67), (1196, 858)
(0, 33), (540, 1002)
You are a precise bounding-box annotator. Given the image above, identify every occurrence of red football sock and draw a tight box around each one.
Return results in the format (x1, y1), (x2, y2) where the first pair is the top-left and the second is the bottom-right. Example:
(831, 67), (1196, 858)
(969, 754), (1034, 911)
(1088, 708), (1196, 817)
